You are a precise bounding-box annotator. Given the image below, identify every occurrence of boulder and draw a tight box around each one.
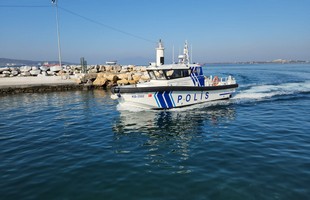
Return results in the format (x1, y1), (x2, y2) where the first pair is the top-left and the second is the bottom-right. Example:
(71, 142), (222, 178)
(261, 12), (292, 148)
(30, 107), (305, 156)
(140, 75), (150, 82)
(88, 68), (98, 73)
(96, 72), (107, 79)
(117, 73), (128, 80)
(0, 67), (10, 73)
(20, 66), (32, 72)
(21, 72), (31, 76)
(9, 67), (17, 71)
(2, 71), (11, 75)
(40, 66), (49, 71)
(47, 71), (55, 76)
(64, 69), (73, 75)
(37, 73), (47, 77)
(30, 69), (41, 76)
(0, 74), (9, 77)
(11, 71), (19, 76)
(117, 79), (129, 85)
(128, 80), (138, 85)
(106, 81), (114, 88)
(73, 70), (80, 74)
(120, 68), (128, 73)
(85, 79), (93, 86)
(127, 73), (133, 81)
(50, 66), (63, 72)
(140, 67), (147, 72)
(113, 65), (122, 72)
(57, 70), (65, 76)
(75, 78), (82, 84)
(105, 66), (113, 72)
(132, 66), (140, 72)
(72, 65), (82, 71)
(79, 73), (97, 83)
(127, 65), (134, 72)
(93, 77), (108, 86)
(65, 65), (71, 70)
(106, 74), (118, 82)
(132, 74), (142, 81)
(98, 65), (105, 72)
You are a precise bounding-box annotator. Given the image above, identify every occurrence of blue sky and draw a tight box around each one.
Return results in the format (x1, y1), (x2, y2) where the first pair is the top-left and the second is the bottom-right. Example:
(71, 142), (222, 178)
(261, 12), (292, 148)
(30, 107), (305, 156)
(0, 0), (309, 64)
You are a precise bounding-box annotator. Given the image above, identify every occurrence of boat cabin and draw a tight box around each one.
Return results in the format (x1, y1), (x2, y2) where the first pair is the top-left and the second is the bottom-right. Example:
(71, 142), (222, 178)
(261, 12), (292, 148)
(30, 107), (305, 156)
(147, 65), (203, 79)
(147, 68), (191, 80)
(146, 65), (205, 86)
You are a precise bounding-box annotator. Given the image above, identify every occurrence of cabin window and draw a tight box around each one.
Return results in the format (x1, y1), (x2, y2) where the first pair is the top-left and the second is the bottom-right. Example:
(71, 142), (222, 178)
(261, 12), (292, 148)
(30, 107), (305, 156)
(148, 70), (167, 80)
(191, 67), (203, 76)
(148, 71), (156, 80)
(183, 69), (191, 77)
(165, 69), (191, 80)
(148, 69), (191, 80)
(155, 70), (166, 80)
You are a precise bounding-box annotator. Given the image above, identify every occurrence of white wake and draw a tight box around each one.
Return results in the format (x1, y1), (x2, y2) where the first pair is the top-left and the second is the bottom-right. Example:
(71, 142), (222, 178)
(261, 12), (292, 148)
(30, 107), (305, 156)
(233, 81), (310, 101)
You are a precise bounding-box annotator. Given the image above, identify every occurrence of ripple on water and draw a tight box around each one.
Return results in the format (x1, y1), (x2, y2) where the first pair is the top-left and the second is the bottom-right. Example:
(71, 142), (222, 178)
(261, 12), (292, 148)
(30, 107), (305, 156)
(1, 64), (310, 200)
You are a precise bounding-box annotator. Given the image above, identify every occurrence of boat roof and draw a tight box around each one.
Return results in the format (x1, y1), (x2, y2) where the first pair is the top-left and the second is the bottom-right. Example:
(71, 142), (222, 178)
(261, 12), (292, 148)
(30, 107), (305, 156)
(147, 63), (200, 71)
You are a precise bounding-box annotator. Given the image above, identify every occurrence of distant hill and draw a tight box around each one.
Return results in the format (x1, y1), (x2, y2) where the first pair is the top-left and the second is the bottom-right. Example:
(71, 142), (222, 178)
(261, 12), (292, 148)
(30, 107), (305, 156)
(202, 59), (309, 65)
(0, 58), (76, 66)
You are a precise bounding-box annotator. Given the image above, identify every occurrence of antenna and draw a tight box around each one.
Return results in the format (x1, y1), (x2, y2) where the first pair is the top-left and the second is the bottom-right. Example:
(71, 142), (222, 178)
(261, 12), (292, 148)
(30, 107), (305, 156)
(172, 45), (175, 64)
(52, 0), (62, 67)
(191, 44), (193, 64)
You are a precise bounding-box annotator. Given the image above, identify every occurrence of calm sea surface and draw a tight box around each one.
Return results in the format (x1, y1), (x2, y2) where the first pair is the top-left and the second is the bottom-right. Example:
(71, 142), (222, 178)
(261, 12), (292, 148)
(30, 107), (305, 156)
(1, 64), (310, 200)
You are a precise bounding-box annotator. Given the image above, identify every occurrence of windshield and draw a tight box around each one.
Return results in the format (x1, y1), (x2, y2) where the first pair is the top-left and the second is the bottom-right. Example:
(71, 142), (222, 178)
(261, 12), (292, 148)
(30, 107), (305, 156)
(165, 69), (191, 80)
(148, 70), (166, 80)
(148, 69), (191, 80)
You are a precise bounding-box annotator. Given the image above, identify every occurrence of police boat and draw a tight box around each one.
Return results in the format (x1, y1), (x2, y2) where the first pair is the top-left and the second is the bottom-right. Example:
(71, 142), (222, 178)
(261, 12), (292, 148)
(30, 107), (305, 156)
(111, 40), (238, 110)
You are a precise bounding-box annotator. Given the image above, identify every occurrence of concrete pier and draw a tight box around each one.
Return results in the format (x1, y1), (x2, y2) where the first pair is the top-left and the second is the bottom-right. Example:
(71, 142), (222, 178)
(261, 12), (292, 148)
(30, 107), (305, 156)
(0, 84), (86, 95)
(0, 76), (84, 95)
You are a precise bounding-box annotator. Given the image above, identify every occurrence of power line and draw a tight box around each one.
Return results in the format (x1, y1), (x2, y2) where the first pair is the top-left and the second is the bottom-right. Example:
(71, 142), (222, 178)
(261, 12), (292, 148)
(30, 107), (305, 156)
(58, 6), (156, 44)
(0, 5), (50, 8)
(0, 4), (157, 44)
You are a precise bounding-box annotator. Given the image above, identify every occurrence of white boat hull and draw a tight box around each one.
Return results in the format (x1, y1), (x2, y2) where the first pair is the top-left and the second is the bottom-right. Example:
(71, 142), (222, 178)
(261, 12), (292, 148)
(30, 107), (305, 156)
(114, 87), (236, 110)
(111, 40), (238, 110)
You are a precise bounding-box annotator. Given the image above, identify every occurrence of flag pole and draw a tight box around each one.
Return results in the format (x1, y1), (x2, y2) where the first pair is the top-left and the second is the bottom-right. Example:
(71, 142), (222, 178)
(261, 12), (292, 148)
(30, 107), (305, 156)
(53, 0), (62, 67)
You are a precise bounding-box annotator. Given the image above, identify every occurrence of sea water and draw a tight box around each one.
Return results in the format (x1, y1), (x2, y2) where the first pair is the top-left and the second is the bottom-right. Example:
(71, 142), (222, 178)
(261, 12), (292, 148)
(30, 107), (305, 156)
(1, 64), (309, 200)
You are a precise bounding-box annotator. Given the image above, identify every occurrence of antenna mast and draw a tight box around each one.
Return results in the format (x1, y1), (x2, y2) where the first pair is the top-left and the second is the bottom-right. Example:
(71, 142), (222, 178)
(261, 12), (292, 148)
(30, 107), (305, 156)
(191, 44), (193, 64)
(52, 0), (62, 67)
(172, 45), (175, 64)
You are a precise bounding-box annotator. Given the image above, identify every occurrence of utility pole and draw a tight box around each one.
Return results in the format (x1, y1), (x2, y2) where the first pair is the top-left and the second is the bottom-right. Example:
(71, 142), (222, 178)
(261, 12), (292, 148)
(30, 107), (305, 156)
(52, 0), (62, 67)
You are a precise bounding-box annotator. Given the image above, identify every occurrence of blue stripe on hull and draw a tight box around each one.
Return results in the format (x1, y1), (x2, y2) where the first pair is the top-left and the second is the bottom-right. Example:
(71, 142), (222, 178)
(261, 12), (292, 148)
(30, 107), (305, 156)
(154, 92), (161, 108)
(169, 91), (176, 107)
(163, 91), (173, 108)
(157, 91), (167, 108)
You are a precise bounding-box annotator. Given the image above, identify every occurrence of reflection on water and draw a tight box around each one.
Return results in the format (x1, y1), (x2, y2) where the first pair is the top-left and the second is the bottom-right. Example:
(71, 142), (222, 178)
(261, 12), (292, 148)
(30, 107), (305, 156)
(113, 105), (236, 133)
(112, 105), (236, 173)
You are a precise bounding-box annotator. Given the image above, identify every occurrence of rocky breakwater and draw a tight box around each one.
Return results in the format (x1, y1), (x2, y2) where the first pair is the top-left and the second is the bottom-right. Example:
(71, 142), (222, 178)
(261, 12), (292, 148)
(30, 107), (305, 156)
(0, 67), (20, 77)
(0, 64), (150, 87)
(76, 65), (150, 88)
(0, 64), (150, 95)
(0, 65), (83, 78)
